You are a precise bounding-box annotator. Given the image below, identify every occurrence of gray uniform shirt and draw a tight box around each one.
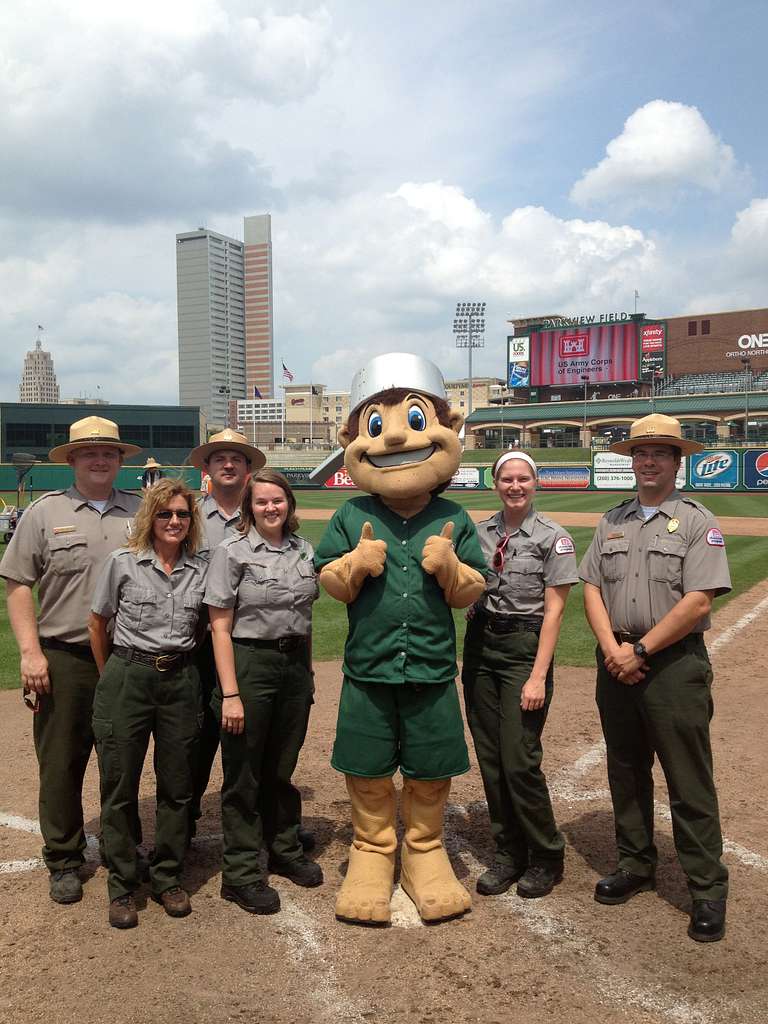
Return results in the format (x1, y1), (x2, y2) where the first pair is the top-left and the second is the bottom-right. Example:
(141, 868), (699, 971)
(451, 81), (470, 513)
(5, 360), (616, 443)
(579, 490), (731, 634)
(476, 507), (579, 617)
(204, 527), (318, 639)
(91, 547), (208, 654)
(0, 487), (141, 644)
(197, 494), (241, 559)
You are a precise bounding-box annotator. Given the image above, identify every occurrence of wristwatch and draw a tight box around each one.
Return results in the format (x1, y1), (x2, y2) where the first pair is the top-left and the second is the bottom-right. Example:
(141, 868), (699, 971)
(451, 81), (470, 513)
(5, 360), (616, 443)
(633, 641), (648, 659)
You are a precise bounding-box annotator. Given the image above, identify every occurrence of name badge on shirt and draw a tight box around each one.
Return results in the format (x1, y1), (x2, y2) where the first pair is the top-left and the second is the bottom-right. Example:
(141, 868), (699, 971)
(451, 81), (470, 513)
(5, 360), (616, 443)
(53, 525), (77, 535)
(607, 531), (624, 540)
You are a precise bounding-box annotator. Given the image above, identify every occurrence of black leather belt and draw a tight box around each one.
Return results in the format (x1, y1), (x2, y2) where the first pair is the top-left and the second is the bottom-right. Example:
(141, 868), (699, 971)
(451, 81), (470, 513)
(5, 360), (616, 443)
(40, 638), (95, 659)
(478, 611), (543, 635)
(613, 632), (704, 647)
(233, 636), (307, 653)
(112, 646), (193, 672)
(613, 632), (643, 645)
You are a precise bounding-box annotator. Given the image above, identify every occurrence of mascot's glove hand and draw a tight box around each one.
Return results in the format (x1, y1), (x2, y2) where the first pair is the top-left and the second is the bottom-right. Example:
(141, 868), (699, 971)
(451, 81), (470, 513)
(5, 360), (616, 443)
(350, 521), (388, 584)
(421, 522), (458, 588)
(319, 522), (387, 604)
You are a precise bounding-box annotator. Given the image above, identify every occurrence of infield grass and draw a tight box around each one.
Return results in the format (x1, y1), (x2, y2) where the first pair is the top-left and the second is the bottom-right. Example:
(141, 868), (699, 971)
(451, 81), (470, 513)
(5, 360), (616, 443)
(1, 501), (766, 690)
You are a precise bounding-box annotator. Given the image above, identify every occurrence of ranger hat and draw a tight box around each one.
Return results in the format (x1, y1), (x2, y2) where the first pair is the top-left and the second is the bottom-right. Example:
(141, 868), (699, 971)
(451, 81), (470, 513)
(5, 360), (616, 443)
(142, 457), (162, 469)
(610, 413), (703, 457)
(187, 428), (266, 470)
(48, 416), (142, 462)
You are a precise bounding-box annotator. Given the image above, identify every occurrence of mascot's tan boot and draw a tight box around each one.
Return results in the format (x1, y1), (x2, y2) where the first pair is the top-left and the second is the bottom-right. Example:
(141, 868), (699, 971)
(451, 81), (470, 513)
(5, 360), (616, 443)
(400, 778), (471, 923)
(335, 775), (397, 926)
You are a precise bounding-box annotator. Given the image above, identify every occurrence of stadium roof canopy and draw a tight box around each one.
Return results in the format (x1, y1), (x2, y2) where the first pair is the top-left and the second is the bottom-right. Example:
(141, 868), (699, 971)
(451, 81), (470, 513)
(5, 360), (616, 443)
(466, 391), (768, 425)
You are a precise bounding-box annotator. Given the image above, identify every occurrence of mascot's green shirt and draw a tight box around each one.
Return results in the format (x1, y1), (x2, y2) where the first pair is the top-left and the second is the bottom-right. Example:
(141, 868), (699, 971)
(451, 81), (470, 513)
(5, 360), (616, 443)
(315, 495), (487, 686)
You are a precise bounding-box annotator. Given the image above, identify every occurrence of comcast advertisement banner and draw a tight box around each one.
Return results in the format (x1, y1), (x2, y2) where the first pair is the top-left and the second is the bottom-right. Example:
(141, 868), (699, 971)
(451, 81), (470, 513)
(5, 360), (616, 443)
(537, 466), (591, 490)
(593, 452), (686, 490)
(688, 451), (739, 490)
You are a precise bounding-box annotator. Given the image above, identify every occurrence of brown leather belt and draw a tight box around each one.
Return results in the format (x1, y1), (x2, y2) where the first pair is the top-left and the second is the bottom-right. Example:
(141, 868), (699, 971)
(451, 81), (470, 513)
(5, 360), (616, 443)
(112, 646), (193, 672)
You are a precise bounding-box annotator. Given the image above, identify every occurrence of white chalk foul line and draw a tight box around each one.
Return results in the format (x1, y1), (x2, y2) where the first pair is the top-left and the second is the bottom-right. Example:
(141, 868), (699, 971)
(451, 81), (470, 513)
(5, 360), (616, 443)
(279, 898), (372, 1024)
(443, 803), (738, 1024)
(0, 811), (101, 874)
(708, 591), (768, 656)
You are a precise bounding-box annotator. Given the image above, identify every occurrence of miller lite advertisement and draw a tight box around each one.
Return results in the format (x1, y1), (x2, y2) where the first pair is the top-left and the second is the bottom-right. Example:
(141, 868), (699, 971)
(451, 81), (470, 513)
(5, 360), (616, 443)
(689, 450), (739, 490)
(529, 323), (639, 386)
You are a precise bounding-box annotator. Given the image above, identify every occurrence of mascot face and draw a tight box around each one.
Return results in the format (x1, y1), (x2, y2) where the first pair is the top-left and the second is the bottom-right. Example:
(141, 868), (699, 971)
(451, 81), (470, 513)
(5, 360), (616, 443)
(339, 389), (463, 500)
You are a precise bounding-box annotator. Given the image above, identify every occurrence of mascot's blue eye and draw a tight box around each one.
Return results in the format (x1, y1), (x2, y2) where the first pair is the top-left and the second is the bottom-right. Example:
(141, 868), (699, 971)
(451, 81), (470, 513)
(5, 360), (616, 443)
(408, 405), (427, 431)
(368, 411), (383, 437)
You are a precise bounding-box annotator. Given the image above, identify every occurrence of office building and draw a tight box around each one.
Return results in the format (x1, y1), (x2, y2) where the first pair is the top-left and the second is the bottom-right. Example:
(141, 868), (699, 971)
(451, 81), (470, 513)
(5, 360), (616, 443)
(244, 214), (274, 400)
(176, 227), (246, 429)
(19, 337), (60, 404)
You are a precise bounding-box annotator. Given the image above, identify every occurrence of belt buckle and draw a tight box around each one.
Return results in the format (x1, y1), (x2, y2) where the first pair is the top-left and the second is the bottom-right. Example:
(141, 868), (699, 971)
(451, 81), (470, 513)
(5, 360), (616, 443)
(155, 653), (177, 673)
(277, 638), (291, 653)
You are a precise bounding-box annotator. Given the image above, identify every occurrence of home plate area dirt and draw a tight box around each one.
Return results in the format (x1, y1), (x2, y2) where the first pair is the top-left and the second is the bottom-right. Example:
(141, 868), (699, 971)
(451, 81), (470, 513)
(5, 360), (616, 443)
(1, 585), (767, 1024)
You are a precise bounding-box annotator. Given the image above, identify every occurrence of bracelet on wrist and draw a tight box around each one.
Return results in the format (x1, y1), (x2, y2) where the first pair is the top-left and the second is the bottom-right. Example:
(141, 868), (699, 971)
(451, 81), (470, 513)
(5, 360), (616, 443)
(222, 692), (240, 699)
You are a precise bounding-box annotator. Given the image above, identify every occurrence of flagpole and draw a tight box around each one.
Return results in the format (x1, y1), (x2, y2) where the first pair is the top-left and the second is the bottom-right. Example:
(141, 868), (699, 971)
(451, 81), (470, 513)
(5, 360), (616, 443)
(309, 380), (313, 450)
(281, 355), (285, 448)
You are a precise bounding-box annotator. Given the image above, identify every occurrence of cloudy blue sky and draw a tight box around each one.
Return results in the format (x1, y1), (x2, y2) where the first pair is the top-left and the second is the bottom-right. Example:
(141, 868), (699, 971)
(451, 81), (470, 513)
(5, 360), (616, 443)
(1, 0), (766, 403)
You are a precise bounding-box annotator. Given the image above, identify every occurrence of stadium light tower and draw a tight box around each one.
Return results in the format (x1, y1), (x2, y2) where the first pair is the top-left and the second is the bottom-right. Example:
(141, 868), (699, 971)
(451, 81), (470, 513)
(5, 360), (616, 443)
(741, 354), (752, 444)
(453, 301), (486, 420)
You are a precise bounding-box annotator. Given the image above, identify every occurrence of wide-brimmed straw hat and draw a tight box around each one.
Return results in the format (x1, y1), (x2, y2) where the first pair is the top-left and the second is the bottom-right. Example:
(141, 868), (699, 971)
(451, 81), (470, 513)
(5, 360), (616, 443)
(142, 457), (161, 469)
(187, 428), (266, 470)
(48, 416), (142, 462)
(610, 413), (703, 457)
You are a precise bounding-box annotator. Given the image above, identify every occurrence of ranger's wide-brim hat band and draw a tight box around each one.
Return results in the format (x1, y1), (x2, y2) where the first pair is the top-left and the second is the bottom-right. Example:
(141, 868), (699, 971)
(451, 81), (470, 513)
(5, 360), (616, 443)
(188, 429), (266, 470)
(48, 416), (142, 462)
(610, 413), (703, 457)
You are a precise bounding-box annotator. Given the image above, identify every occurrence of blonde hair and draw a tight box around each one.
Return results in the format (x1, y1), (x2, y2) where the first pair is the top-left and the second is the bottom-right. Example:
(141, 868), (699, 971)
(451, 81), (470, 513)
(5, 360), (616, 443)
(128, 478), (202, 554)
(238, 469), (300, 537)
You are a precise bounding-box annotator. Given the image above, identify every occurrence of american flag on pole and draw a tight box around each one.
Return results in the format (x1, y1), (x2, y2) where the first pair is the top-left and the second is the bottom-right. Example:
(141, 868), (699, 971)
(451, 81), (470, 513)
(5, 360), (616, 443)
(282, 362), (295, 383)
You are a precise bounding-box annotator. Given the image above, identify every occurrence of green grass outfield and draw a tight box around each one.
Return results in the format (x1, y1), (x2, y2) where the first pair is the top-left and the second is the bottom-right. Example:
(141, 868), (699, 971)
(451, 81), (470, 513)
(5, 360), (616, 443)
(294, 488), (768, 517)
(1, 507), (767, 689)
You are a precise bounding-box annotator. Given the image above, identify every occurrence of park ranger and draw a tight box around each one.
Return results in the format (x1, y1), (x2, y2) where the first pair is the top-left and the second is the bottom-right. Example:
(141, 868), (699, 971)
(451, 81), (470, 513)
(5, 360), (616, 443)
(0, 417), (142, 904)
(579, 413), (731, 943)
(187, 428), (266, 834)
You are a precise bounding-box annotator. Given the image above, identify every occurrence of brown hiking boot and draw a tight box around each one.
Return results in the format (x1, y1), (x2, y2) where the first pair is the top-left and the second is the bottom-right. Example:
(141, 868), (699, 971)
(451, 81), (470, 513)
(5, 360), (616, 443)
(109, 894), (138, 929)
(152, 886), (192, 918)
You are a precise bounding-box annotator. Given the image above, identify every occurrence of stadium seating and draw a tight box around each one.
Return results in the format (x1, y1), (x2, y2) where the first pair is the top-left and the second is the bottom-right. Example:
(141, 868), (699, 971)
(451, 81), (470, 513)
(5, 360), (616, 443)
(657, 371), (767, 395)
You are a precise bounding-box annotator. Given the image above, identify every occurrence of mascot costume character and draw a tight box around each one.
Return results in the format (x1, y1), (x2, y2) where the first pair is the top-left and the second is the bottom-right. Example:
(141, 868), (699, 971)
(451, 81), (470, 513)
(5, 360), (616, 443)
(314, 353), (487, 925)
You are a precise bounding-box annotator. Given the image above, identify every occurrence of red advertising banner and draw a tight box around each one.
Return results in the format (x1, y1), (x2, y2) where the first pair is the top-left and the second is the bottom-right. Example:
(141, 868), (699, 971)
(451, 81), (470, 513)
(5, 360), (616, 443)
(530, 323), (639, 386)
(640, 322), (666, 377)
(325, 468), (357, 488)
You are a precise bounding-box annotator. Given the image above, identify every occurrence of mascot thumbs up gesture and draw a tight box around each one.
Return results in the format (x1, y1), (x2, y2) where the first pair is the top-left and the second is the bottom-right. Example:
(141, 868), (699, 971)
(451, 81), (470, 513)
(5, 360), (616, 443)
(315, 353), (487, 925)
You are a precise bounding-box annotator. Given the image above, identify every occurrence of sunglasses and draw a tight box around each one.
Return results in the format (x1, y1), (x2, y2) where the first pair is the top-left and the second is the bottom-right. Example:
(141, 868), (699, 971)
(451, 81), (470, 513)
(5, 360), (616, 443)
(155, 509), (192, 520)
(23, 687), (40, 713)
(492, 534), (515, 573)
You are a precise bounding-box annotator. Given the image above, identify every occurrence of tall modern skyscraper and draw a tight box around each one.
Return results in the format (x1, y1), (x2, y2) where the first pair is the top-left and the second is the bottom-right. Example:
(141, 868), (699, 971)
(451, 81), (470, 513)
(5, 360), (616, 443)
(19, 335), (60, 403)
(176, 214), (274, 429)
(176, 227), (246, 429)
(244, 214), (274, 400)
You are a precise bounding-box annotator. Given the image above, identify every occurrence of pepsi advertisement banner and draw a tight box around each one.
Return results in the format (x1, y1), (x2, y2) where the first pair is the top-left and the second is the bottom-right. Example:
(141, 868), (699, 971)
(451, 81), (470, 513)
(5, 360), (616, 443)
(744, 450), (768, 490)
(688, 450), (739, 490)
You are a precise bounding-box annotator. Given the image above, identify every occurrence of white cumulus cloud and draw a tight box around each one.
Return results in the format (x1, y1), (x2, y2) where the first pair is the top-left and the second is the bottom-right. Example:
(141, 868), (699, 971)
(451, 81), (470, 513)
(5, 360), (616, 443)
(570, 100), (740, 209)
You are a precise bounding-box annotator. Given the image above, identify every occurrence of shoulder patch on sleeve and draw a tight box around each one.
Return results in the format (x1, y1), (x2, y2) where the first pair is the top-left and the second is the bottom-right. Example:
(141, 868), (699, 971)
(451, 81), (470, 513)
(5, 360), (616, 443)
(706, 528), (725, 547)
(555, 536), (575, 555)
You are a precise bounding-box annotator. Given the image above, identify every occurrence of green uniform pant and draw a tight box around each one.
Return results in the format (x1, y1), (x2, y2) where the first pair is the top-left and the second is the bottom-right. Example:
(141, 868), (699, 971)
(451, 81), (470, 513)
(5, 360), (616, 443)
(34, 645), (99, 871)
(92, 654), (201, 901)
(596, 634), (728, 901)
(461, 621), (564, 868)
(216, 642), (313, 887)
(191, 634), (220, 823)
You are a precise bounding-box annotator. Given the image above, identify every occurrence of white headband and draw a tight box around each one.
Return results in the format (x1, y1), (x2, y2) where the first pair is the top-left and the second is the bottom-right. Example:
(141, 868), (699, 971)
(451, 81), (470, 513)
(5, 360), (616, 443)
(493, 451), (538, 479)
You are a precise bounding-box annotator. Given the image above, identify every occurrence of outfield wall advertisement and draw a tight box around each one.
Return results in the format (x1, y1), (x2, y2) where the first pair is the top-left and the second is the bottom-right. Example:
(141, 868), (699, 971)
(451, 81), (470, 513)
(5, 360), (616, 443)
(688, 450), (739, 490)
(593, 452), (686, 491)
